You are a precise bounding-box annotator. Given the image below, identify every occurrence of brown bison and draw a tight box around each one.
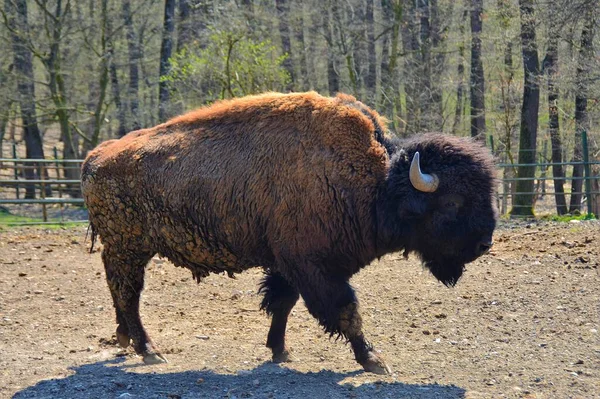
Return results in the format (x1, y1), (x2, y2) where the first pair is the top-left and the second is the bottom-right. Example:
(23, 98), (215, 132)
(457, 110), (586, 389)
(82, 92), (497, 375)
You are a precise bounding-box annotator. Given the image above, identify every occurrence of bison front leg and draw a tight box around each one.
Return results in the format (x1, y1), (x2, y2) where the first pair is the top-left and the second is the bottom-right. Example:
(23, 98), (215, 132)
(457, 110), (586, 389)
(295, 270), (391, 375)
(259, 271), (299, 363)
(102, 245), (166, 365)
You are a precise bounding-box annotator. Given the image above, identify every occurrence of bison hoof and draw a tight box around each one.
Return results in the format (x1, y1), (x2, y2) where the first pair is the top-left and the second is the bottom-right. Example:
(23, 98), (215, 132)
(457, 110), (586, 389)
(272, 348), (295, 363)
(360, 351), (392, 375)
(116, 329), (131, 348)
(142, 352), (168, 365)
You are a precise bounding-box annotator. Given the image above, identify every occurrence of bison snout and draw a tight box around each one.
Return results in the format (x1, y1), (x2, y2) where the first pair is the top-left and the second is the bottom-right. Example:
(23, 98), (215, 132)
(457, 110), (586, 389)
(476, 240), (493, 256)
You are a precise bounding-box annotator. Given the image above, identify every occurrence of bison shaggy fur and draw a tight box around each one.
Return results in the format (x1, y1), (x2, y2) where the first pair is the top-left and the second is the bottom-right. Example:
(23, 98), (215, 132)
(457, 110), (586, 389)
(82, 91), (497, 374)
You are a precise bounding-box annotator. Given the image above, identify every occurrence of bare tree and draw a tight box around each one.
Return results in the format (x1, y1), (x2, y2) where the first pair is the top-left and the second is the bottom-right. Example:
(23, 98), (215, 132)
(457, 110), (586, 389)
(401, 0), (419, 134)
(365, 0), (377, 105)
(108, 47), (127, 138)
(86, 0), (111, 155)
(348, 1), (366, 96)
(569, 9), (596, 213)
(416, 0), (433, 129)
(158, 0), (176, 122)
(276, 0), (294, 90)
(379, 0), (402, 125)
(470, 0), (486, 139)
(123, 0), (142, 130)
(323, 1), (339, 94)
(293, 2), (309, 90)
(452, 7), (468, 135)
(543, 15), (567, 214)
(511, 0), (540, 217)
(3, 0), (48, 198)
(0, 67), (12, 160)
(429, 0), (450, 130)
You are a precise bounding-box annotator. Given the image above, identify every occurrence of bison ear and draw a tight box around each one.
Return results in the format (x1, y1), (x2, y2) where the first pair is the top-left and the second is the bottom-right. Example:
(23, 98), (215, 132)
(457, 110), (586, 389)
(397, 195), (428, 219)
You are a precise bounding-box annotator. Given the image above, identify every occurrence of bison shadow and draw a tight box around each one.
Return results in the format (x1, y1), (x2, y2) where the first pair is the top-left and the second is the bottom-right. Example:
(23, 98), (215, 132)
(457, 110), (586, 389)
(14, 358), (466, 399)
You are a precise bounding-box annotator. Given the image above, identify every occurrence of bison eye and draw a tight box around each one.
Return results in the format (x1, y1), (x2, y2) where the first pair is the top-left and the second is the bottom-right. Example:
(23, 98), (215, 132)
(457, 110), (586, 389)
(438, 194), (465, 212)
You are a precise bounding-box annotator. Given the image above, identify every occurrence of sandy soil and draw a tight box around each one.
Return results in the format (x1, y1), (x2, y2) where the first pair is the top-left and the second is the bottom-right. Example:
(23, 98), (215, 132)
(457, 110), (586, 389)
(0, 220), (599, 399)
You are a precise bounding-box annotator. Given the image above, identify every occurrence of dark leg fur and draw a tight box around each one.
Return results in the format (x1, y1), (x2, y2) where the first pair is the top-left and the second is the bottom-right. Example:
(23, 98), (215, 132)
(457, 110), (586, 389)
(259, 271), (299, 362)
(291, 267), (391, 375)
(102, 245), (165, 364)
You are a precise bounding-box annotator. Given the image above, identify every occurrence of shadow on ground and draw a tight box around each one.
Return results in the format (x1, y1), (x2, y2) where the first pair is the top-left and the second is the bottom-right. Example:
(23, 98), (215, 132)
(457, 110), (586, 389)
(14, 358), (466, 399)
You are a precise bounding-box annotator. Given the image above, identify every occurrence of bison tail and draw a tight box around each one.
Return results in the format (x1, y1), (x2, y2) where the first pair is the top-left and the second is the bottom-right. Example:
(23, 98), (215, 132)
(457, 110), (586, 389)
(86, 222), (98, 254)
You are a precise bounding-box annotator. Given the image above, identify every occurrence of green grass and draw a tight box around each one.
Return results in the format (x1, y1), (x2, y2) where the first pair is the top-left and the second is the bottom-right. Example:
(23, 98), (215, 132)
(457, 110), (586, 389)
(0, 208), (87, 230)
(540, 213), (597, 222)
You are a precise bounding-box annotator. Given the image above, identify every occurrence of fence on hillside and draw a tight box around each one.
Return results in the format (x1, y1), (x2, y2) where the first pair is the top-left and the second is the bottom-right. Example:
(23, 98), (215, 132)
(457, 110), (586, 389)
(1, 136), (599, 225)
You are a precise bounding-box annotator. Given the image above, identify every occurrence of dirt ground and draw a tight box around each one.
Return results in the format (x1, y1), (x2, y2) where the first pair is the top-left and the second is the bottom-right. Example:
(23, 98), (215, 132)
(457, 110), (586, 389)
(0, 220), (599, 399)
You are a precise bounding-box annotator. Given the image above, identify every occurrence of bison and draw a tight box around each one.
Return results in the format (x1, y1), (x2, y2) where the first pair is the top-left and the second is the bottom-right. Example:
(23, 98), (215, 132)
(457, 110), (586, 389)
(82, 92), (497, 375)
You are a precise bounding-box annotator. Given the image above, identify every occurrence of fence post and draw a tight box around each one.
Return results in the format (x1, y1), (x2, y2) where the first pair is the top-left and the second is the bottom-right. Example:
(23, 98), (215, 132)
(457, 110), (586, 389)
(12, 143), (19, 199)
(582, 130), (592, 217)
(539, 140), (547, 197)
(41, 163), (47, 222)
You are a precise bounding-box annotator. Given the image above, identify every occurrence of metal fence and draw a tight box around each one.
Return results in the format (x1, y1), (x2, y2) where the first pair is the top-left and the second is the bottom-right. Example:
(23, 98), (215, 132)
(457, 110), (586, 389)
(492, 131), (600, 217)
(0, 145), (85, 223)
(1, 137), (599, 225)
(495, 160), (600, 217)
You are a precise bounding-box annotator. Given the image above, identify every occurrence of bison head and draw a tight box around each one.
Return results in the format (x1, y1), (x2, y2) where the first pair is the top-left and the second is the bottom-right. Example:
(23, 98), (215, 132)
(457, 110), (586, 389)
(378, 133), (498, 287)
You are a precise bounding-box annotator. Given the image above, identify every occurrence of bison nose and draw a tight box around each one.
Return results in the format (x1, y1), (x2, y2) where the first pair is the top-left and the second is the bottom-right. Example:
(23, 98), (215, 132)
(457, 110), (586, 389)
(477, 240), (493, 256)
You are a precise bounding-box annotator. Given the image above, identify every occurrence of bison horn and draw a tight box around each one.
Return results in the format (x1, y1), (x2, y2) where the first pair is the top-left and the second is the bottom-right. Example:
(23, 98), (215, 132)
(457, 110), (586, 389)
(409, 152), (439, 193)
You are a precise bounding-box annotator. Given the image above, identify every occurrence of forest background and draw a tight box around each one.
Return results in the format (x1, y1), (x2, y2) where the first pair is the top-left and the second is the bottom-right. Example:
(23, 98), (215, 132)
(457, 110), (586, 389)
(0, 0), (598, 216)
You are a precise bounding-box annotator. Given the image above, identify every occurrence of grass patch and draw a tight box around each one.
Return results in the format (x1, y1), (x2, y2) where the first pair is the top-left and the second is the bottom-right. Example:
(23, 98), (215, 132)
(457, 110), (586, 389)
(0, 208), (87, 230)
(540, 213), (596, 222)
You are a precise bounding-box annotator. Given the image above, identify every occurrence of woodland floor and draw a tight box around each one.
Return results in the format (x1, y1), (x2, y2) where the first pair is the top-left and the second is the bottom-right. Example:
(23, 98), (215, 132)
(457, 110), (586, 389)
(0, 220), (599, 399)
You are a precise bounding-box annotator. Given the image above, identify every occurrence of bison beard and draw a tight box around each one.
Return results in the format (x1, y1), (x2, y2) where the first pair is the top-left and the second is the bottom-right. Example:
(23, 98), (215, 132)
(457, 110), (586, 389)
(422, 257), (466, 287)
(82, 91), (497, 376)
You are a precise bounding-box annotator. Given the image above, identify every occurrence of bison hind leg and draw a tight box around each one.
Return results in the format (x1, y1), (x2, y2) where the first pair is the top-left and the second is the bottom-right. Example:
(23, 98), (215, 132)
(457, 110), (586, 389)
(258, 271), (299, 363)
(102, 244), (166, 365)
(294, 268), (392, 375)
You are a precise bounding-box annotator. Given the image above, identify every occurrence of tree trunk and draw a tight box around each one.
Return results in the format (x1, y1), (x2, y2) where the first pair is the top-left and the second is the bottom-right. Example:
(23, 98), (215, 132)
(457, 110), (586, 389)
(323, 2), (339, 95)
(109, 52), (127, 138)
(139, 25), (155, 127)
(5, 0), (48, 199)
(452, 8), (468, 135)
(86, 0), (111, 156)
(569, 11), (595, 213)
(401, 0), (419, 135)
(347, 1), (365, 96)
(331, 1), (355, 94)
(307, 3), (320, 91)
(429, 0), (448, 130)
(294, 3), (309, 90)
(276, 0), (295, 90)
(470, 0), (486, 139)
(545, 20), (567, 215)
(0, 105), (7, 160)
(365, 0), (377, 105)
(511, 0), (540, 217)
(416, 0), (431, 130)
(123, 0), (141, 130)
(0, 70), (9, 160)
(158, 0), (176, 122)
(379, 0), (402, 124)
(380, 0), (391, 110)
(176, 0), (192, 52)
(44, 0), (80, 195)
